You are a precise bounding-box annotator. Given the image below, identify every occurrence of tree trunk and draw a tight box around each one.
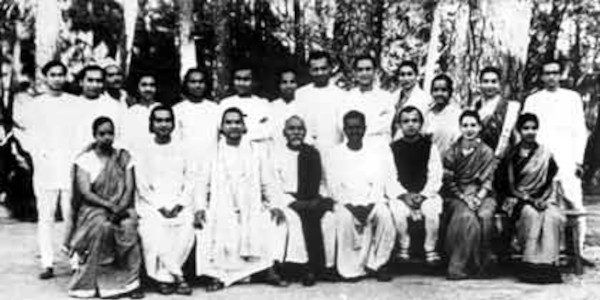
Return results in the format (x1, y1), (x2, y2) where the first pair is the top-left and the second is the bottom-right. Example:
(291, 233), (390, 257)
(213, 0), (231, 100)
(175, 0), (196, 76)
(34, 0), (61, 81)
(121, 0), (138, 74)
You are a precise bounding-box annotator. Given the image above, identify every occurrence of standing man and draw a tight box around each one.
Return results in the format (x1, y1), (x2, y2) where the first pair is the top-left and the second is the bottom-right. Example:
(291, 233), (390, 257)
(344, 55), (395, 148)
(103, 61), (129, 107)
(425, 74), (462, 154)
(219, 64), (272, 143)
(135, 105), (195, 295)
(389, 106), (443, 265)
(15, 61), (79, 279)
(392, 61), (431, 126)
(173, 68), (219, 158)
(295, 51), (347, 152)
(122, 74), (160, 154)
(75, 65), (126, 150)
(523, 59), (589, 251)
(323, 110), (397, 281)
(270, 68), (300, 146)
(472, 66), (520, 158)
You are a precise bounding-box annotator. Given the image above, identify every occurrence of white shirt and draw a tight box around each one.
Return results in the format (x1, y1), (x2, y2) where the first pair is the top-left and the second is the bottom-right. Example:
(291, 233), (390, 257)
(173, 99), (220, 158)
(74, 94), (126, 149)
(425, 103), (462, 155)
(219, 95), (272, 142)
(391, 86), (433, 141)
(122, 103), (158, 156)
(343, 87), (395, 146)
(324, 143), (398, 206)
(523, 88), (588, 171)
(295, 83), (347, 152)
(270, 98), (302, 146)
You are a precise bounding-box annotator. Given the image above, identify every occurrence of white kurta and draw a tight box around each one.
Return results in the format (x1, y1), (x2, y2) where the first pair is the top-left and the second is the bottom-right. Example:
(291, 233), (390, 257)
(173, 99), (220, 158)
(135, 139), (196, 283)
(74, 95), (127, 151)
(322, 143), (397, 278)
(219, 95), (273, 142)
(122, 103), (158, 156)
(195, 140), (306, 286)
(425, 103), (462, 155)
(269, 98), (302, 147)
(295, 83), (347, 153)
(342, 87), (395, 148)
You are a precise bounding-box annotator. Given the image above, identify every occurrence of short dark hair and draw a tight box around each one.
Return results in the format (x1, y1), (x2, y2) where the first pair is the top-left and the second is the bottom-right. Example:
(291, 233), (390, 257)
(308, 51), (332, 66)
(220, 106), (246, 127)
(352, 54), (377, 69)
(398, 60), (418, 73)
(149, 104), (175, 133)
(395, 105), (424, 125)
(431, 73), (454, 95)
(181, 67), (210, 98)
(232, 61), (254, 75)
(516, 113), (539, 130)
(42, 60), (67, 76)
(92, 116), (114, 136)
(459, 110), (482, 126)
(277, 68), (297, 84)
(541, 58), (563, 73)
(78, 65), (105, 81)
(343, 110), (366, 127)
(479, 66), (502, 81)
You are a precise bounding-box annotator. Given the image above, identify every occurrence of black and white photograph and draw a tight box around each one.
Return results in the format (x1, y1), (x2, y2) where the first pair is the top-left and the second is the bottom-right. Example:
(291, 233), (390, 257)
(1, 0), (600, 299)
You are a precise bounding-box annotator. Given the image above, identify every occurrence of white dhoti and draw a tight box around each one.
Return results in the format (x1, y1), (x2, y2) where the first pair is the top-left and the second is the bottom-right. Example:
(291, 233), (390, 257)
(322, 202), (396, 278)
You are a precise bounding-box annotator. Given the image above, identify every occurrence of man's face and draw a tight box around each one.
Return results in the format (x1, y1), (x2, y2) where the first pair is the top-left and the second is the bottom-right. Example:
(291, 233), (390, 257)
(398, 65), (417, 90)
(431, 79), (451, 106)
(81, 70), (105, 99)
(460, 116), (481, 141)
(45, 65), (67, 92)
(283, 117), (306, 148)
(519, 120), (538, 144)
(541, 63), (561, 90)
(105, 66), (123, 89)
(221, 111), (246, 141)
(309, 57), (331, 87)
(343, 116), (366, 144)
(138, 76), (157, 102)
(94, 121), (114, 150)
(479, 71), (501, 98)
(355, 59), (375, 87)
(279, 71), (297, 99)
(186, 71), (207, 100)
(233, 69), (253, 96)
(398, 110), (423, 138)
(151, 110), (174, 138)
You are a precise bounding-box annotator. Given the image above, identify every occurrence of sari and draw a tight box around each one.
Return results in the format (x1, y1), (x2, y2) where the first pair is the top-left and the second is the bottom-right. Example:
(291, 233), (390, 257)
(67, 149), (141, 298)
(502, 143), (563, 265)
(442, 138), (497, 278)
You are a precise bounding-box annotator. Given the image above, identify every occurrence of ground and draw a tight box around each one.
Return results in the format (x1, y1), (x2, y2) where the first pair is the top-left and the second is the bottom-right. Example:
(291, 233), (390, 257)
(1, 198), (600, 300)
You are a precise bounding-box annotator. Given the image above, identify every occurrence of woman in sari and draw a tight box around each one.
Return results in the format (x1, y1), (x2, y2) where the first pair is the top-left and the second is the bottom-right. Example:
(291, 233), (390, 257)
(500, 113), (564, 283)
(67, 116), (143, 299)
(442, 110), (497, 280)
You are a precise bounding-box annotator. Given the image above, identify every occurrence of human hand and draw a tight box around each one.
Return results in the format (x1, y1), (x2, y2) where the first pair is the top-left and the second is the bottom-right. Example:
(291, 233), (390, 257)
(193, 210), (206, 229)
(270, 207), (286, 225)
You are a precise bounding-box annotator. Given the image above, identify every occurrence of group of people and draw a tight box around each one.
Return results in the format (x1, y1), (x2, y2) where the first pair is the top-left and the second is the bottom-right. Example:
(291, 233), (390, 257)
(2, 49), (591, 298)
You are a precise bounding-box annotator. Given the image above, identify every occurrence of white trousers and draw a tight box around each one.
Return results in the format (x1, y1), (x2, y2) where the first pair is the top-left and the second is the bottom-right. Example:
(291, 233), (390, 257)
(388, 195), (443, 253)
(36, 188), (72, 268)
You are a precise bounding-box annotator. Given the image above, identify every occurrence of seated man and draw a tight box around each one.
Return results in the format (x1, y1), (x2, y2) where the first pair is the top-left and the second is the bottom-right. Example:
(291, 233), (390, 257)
(323, 110), (397, 282)
(195, 107), (306, 291)
(135, 105), (195, 296)
(388, 106), (443, 265)
(272, 115), (334, 286)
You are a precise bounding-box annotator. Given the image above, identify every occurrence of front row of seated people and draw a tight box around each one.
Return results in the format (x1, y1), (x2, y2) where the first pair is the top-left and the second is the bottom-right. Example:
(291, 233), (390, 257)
(67, 104), (566, 298)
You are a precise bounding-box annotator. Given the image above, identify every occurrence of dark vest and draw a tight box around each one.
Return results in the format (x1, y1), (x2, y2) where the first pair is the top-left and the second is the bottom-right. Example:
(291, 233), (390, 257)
(296, 144), (322, 200)
(391, 136), (432, 193)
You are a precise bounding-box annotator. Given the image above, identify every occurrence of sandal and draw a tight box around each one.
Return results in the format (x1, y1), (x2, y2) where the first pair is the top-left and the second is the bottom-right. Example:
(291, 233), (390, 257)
(175, 281), (192, 295)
